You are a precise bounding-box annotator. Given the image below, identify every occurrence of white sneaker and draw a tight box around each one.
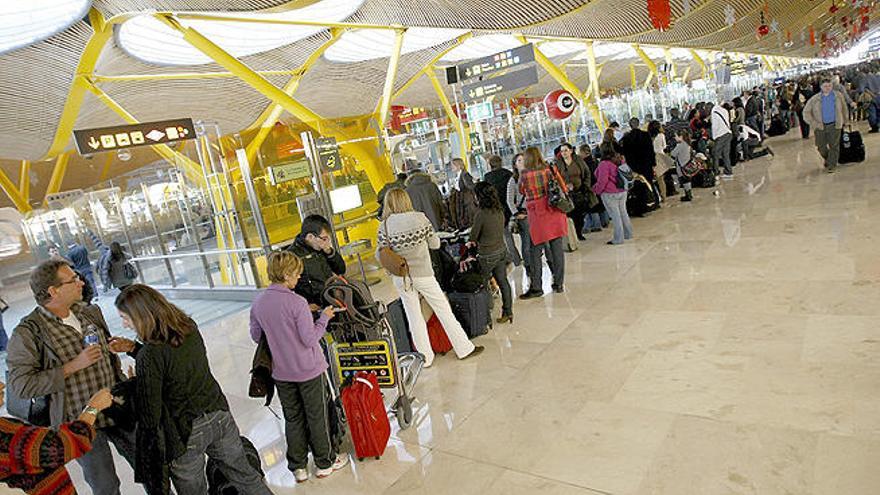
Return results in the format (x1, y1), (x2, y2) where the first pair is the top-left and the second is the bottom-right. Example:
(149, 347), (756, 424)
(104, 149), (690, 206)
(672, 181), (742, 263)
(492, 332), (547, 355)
(316, 454), (350, 478)
(293, 468), (309, 483)
(721, 174), (734, 179)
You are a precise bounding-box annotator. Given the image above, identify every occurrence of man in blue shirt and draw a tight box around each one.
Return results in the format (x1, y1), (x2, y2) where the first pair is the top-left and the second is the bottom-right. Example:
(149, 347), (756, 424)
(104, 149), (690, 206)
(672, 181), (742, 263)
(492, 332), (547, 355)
(803, 78), (849, 173)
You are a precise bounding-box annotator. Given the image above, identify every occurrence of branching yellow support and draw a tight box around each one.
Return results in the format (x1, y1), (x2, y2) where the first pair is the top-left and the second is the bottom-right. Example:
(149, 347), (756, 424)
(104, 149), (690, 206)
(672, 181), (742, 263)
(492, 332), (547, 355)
(426, 68), (469, 165)
(19, 160), (30, 203)
(244, 28), (344, 165)
(155, 14), (391, 190)
(44, 152), (70, 205)
(630, 64), (637, 89)
(375, 28), (407, 126)
(0, 168), (32, 213)
(633, 44), (658, 80)
(391, 32), (472, 103)
(99, 152), (114, 181)
(43, 8), (113, 160)
(689, 49), (707, 79)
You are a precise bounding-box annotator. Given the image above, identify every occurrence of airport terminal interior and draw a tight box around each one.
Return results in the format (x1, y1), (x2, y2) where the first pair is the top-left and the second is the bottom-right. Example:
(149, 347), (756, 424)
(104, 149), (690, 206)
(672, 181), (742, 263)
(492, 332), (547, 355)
(1, 0), (879, 493)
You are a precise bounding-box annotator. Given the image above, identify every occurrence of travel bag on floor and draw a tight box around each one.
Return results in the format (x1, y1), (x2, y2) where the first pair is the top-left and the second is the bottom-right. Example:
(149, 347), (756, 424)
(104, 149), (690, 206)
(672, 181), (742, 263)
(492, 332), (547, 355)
(341, 372), (391, 461)
(626, 176), (657, 217)
(386, 298), (414, 353)
(839, 126), (865, 163)
(427, 313), (453, 354)
(564, 217), (578, 252)
(448, 290), (491, 339)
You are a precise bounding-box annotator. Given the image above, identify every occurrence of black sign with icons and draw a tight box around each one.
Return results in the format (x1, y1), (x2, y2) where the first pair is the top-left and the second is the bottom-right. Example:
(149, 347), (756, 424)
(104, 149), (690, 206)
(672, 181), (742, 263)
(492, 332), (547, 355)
(316, 137), (342, 172)
(73, 118), (197, 155)
(455, 44), (536, 83)
(334, 341), (395, 386)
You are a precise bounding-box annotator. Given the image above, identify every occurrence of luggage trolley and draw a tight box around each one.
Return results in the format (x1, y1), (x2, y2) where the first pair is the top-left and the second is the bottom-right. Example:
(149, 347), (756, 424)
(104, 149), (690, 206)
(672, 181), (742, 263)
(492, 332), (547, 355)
(322, 276), (423, 430)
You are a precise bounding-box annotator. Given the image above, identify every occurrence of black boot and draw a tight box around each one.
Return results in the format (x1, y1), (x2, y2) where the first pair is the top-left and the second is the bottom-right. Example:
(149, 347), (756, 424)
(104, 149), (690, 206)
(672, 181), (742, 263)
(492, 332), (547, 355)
(681, 189), (693, 202)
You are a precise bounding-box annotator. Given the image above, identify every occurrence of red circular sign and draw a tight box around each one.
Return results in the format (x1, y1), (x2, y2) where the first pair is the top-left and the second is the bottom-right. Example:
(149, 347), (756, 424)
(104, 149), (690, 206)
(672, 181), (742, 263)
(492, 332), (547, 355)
(544, 89), (578, 120)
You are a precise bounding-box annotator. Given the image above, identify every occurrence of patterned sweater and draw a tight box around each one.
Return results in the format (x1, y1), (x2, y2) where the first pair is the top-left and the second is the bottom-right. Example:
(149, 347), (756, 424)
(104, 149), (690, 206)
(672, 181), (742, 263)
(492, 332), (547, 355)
(376, 211), (440, 278)
(0, 418), (95, 495)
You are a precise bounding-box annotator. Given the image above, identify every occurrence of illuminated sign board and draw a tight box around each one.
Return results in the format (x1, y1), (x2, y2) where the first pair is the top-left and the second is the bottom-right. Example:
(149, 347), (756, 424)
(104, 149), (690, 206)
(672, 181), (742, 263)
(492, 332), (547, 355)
(73, 118), (196, 155)
(316, 137), (342, 172)
(456, 44), (536, 82)
(268, 160), (311, 185)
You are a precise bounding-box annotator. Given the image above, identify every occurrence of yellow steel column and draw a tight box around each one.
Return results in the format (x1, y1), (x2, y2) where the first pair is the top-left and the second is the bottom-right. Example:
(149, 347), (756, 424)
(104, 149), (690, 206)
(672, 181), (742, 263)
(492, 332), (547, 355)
(43, 8), (113, 159)
(681, 65), (692, 82)
(375, 28), (407, 125)
(245, 28), (344, 165)
(19, 160), (30, 203)
(762, 55), (775, 72)
(584, 41), (600, 104)
(426, 68), (469, 163)
(44, 152), (70, 204)
(633, 44), (658, 80)
(689, 49), (707, 79)
(391, 33), (472, 103)
(156, 14), (392, 191)
(0, 169), (31, 213)
(630, 64), (637, 89)
(82, 78), (204, 184)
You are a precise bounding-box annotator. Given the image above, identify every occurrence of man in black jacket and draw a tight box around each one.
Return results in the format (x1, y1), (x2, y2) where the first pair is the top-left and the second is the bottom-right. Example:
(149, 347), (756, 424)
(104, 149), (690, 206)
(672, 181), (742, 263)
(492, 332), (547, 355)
(284, 215), (345, 308)
(405, 163), (446, 230)
(620, 117), (657, 181)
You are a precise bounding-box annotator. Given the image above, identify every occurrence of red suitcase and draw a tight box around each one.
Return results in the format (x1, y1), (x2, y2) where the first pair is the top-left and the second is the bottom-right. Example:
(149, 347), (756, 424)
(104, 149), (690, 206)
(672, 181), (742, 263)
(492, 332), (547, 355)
(341, 372), (390, 461)
(427, 313), (453, 354)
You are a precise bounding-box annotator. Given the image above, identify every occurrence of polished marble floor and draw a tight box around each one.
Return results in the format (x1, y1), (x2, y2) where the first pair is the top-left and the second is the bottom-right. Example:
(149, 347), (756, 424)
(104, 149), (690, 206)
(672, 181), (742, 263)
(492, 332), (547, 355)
(83, 126), (879, 495)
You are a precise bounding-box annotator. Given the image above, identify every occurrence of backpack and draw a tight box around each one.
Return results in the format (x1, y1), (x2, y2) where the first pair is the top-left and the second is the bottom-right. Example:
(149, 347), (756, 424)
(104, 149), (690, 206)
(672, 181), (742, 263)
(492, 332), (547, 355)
(615, 162), (635, 191)
(206, 436), (264, 495)
(123, 261), (137, 281)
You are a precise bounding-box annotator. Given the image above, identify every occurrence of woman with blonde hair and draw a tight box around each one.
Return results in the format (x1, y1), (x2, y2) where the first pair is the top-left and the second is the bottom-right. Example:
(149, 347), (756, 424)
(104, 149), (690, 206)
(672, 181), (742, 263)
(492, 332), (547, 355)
(110, 285), (272, 494)
(249, 251), (347, 483)
(377, 188), (483, 368)
(518, 147), (569, 298)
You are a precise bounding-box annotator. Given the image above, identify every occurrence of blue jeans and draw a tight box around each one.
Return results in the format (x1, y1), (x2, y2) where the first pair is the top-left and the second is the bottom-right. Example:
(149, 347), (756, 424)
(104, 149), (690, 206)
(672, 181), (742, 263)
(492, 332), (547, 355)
(601, 192), (634, 244)
(171, 410), (272, 495)
(868, 98), (880, 130)
(76, 427), (137, 495)
(584, 211), (609, 231)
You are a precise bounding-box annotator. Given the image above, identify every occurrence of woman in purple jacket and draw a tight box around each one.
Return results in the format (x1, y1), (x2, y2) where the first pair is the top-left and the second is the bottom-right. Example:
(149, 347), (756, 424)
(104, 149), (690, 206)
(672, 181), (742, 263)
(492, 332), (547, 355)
(593, 144), (635, 245)
(249, 251), (349, 483)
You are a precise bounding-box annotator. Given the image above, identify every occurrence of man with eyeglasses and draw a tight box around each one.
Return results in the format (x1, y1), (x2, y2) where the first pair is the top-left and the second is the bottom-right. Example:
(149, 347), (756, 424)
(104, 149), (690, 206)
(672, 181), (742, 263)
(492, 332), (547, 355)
(5, 260), (136, 495)
(284, 214), (346, 309)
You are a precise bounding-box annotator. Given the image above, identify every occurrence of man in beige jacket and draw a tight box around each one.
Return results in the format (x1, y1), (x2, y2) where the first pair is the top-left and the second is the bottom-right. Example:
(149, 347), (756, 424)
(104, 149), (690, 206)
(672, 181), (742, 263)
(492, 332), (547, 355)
(803, 78), (850, 173)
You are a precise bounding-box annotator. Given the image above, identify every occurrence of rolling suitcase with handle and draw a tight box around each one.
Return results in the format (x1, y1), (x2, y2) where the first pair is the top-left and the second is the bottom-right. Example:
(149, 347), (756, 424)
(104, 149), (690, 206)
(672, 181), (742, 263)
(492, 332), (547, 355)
(448, 290), (491, 339)
(839, 125), (866, 164)
(341, 371), (391, 461)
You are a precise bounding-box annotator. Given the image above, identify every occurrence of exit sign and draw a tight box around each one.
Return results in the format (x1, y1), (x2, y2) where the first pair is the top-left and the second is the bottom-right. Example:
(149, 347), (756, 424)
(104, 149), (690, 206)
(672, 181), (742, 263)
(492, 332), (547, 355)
(73, 118), (197, 155)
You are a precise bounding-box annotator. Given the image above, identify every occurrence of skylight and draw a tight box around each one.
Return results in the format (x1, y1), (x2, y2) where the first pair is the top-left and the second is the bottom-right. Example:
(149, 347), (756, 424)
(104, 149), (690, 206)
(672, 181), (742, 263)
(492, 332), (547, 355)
(117, 0), (365, 66)
(324, 28), (468, 63)
(0, 0), (91, 55)
(439, 34), (522, 62)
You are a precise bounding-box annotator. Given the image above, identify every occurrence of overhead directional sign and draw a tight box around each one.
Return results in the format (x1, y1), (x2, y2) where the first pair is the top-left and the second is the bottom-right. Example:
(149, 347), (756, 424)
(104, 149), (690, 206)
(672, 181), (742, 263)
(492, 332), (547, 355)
(316, 137), (342, 172)
(461, 65), (539, 102)
(73, 118), (196, 155)
(456, 44), (535, 82)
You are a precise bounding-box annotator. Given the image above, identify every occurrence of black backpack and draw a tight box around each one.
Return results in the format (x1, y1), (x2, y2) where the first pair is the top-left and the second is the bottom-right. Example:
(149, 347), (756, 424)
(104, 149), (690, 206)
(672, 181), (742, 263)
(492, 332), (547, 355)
(322, 275), (383, 342)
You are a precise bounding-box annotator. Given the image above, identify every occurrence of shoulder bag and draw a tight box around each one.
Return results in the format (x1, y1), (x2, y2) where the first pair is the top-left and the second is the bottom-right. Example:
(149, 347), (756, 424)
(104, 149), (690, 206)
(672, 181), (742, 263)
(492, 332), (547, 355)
(5, 319), (53, 427)
(378, 220), (410, 277)
(547, 166), (574, 214)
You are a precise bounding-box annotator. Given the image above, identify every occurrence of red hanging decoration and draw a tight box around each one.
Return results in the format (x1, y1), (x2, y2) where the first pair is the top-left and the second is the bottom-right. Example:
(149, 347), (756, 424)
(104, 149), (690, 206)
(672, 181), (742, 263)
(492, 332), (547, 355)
(829, 0), (839, 14)
(756, 7), (770, 38)
(647, 0), (672, 31)
(809, 25), (816, 45)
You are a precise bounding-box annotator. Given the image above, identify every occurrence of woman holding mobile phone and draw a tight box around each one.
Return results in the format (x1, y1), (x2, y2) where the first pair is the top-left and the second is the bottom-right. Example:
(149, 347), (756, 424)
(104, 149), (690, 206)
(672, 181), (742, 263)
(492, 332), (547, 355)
(249, 251), (348, 483)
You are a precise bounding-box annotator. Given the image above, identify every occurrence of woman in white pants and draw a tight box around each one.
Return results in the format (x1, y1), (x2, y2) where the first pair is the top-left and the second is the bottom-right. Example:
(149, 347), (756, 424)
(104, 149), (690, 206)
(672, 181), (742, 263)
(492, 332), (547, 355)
(377, 189), (484, 367)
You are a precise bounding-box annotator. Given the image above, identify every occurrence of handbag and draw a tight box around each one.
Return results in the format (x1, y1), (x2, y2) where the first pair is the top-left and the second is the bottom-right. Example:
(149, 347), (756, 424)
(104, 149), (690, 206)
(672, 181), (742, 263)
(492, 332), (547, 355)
(547, 166), (574, 213)
(378, 220), (409, 277)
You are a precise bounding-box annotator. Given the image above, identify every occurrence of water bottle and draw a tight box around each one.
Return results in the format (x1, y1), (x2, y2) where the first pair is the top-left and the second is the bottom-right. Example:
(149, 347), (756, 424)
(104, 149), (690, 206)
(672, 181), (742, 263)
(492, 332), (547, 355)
(83, 324), (100, 347)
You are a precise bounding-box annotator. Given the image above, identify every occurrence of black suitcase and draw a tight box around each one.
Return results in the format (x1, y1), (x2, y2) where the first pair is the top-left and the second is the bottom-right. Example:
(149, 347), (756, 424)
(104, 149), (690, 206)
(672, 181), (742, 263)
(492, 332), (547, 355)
(691, 168), (716, 188)
(386, 299), (414, 353)
(626, 177), (657, 217)
(207, 436), (264, 495)
(839, 126), (866, 163)
(448, 291), (491, 339)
